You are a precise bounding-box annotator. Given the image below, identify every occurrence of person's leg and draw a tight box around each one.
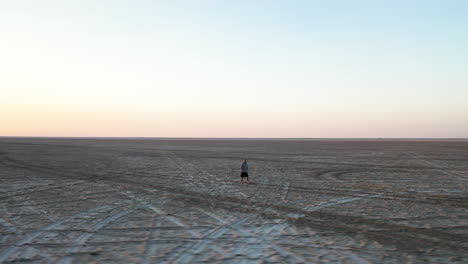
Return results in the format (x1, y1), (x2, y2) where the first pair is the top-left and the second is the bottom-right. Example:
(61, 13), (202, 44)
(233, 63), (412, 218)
(246, 176), (250, 184)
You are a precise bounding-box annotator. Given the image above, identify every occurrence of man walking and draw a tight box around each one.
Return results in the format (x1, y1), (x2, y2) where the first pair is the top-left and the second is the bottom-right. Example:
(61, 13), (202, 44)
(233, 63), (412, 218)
(240, 160), (250, 184)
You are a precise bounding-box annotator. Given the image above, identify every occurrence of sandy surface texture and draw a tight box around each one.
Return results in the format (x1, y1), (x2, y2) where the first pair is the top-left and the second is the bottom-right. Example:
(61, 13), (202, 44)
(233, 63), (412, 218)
(0, 138), (467, 263)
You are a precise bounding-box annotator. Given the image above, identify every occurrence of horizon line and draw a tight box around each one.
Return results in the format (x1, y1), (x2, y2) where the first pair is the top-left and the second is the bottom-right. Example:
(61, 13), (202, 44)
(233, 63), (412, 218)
(1, 136), (467, 141)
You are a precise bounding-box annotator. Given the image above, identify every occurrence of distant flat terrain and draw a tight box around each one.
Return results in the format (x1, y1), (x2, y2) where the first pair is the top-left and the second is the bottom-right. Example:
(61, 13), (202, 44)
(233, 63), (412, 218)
(0, 138), (467, 263)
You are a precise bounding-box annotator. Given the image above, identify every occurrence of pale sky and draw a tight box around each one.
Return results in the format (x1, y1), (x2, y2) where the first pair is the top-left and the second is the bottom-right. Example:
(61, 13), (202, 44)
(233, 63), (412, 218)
(1, 0), (467, 138)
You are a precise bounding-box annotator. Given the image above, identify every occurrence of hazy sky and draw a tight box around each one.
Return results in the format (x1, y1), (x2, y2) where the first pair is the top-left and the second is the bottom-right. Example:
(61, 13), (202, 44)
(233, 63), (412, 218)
(1, 0), (467, 137)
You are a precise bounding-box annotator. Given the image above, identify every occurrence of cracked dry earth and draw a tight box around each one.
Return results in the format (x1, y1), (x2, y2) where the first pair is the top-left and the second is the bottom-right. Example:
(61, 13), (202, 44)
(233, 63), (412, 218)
(0, 138), (467, 263)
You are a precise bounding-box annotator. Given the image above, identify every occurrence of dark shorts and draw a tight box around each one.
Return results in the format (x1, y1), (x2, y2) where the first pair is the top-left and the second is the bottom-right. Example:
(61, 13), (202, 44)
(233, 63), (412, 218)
(240, 172), (249, 177)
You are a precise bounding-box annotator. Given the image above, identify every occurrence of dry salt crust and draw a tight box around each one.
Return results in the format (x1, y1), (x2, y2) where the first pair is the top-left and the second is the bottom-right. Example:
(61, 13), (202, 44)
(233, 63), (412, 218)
(0, 138), (467, 263)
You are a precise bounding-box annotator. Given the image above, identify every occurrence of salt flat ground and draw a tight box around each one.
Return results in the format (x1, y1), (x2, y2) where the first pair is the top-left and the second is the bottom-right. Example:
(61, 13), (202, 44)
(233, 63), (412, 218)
(0, 138), (467, 264)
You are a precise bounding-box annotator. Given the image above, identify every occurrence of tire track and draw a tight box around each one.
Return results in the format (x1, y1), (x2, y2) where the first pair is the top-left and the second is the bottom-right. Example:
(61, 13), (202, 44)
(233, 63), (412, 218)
(233, 219), (322, 264)
(169, 214), (255, 263)
(314, 170), (350, 182)
(166, 151), (248, 199)
(262, 187), (376, 263)
(304, 194), (381, 212)
(232, 221), (305, 263)
(268, 162), (291, 203)
(251, 161), (291, 205)
(0, 201), (129, 263)
(146, 163), (378, 263)
(0, 180), (86, 201)
(0, 156), (63, 176)
(0, 190), (122, 209)
(139, 214), (158, 264)
(312, 235), (371, 264)
(59, 207), (136, 264)
(407, 151), (467, 183)
(288, 235), (368, 263)
(198, 210), (314, 263)
(2, 139), (465, 263)
(0, 218), (17, 233)
(120, 191), (231, 263)
(100, 168), (426, 262)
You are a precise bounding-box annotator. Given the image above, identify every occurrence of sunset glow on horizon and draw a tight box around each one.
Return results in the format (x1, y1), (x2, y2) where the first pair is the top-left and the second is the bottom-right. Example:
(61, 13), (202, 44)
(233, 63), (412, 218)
(1, 0), (467, 138)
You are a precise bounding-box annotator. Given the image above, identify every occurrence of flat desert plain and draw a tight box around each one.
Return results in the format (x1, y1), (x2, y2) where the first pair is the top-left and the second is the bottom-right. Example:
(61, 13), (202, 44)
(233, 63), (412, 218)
(0, 138), (467, 263)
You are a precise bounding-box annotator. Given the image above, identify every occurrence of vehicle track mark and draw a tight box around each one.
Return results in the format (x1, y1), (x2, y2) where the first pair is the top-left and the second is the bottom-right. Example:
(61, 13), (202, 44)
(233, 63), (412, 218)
(139, 214), (159, 264)
(169, 215), (255, 263)
(408, 152), (467, 183)
(121, 190), (231, 262)
(0, 218), (17, 233)
(312, 235), (371, 264)
(305, 194), (381, 212)
(0, 202), (127, 263)
(59, 207), (136, 264)
(199, 210), (316, 263)
(0, 180), (85, 201)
